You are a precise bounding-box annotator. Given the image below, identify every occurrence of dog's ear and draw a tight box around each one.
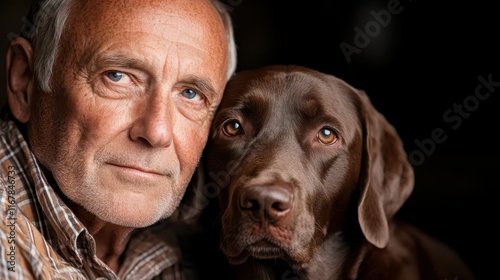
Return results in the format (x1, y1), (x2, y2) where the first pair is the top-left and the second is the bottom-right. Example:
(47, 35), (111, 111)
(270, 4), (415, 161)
(355, 89), (414, 248)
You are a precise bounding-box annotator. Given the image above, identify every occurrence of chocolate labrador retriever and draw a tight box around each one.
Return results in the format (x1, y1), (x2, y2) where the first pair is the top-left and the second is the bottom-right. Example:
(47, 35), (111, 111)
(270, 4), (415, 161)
(199, 65), (475, 280)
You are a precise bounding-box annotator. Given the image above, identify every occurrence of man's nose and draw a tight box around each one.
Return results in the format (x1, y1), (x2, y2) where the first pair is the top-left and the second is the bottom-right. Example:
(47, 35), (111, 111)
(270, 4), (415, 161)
(129, 95), (173, 148)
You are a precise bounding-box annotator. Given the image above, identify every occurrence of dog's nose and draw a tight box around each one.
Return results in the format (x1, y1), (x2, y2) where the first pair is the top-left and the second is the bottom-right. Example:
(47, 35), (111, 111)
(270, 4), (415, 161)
(239, 185), (293, 223)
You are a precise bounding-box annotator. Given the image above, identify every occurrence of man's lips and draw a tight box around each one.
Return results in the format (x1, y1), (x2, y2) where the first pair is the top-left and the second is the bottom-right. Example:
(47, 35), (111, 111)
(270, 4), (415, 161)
(107, 162), (167, 177)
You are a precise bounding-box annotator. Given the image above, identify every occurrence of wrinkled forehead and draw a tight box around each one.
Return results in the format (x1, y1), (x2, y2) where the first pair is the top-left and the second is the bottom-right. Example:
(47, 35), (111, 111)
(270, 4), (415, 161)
(56, 0), (228, 92)
(66, 0), (225, 41)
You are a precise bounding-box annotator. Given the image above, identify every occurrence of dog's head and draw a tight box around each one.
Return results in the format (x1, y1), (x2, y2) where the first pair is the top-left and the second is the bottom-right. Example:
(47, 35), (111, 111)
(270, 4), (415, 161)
(203, 65), (414, 268)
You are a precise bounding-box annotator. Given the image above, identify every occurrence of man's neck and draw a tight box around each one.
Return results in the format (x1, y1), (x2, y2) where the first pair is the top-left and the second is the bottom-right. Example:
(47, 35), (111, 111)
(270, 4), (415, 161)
(68, 198), (134, 273)
(90, 221), (134, 272)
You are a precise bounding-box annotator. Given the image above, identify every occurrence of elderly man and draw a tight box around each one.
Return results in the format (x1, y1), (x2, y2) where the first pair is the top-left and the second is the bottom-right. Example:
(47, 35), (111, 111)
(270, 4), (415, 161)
(0, 0), (236, 278)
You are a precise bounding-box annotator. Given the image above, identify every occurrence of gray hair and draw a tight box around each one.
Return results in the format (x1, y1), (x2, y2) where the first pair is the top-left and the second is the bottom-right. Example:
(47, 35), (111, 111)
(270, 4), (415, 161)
(26, 0), (237, 93)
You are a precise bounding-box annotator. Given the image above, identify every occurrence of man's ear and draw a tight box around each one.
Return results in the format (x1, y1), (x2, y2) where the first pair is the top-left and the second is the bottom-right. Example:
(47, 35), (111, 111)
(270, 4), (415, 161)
(6, 36), (35, 123)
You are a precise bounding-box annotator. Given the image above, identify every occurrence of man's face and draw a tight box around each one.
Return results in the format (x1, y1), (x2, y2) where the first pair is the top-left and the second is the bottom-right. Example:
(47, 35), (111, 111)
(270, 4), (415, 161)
(27, 0), (228, 227)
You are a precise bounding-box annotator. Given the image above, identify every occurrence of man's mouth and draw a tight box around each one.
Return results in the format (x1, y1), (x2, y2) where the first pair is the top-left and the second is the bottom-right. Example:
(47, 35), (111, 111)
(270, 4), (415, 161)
(115, 164), (161, 174)
(107, 162), (168, 178)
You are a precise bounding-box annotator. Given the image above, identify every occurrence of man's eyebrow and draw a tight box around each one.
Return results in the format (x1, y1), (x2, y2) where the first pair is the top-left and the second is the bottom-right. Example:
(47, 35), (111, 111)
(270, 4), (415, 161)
(77, 43), (147, 72)
(91, 53), (146, 69)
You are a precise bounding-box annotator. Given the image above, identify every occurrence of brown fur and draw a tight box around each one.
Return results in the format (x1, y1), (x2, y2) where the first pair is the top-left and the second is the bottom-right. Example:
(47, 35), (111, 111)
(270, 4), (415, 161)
(200, 65), (475, 280)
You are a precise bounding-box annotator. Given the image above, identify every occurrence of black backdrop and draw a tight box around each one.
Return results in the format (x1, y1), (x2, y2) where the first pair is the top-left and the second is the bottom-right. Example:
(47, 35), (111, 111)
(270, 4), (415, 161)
(224, 1), (497, 277)
(1, 0), (498, 278)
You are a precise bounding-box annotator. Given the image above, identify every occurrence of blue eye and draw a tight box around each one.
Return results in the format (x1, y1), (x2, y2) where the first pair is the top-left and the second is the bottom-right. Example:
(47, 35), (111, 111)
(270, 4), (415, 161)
(182, 88), (200, 100)
(106, 71), (124, 82)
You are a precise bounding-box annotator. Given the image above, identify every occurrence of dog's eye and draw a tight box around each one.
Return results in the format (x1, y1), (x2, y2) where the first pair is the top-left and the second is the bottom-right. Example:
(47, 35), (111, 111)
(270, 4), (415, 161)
(223, 120), (243, 136)
(316, 128), (338, 145)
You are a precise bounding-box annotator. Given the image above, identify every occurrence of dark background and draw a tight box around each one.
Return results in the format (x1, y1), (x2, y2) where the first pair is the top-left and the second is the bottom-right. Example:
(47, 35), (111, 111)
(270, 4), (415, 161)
(1, 0), (498, 279)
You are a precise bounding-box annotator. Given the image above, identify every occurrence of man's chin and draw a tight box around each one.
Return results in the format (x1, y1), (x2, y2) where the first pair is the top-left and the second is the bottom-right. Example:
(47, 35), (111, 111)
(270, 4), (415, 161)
(87, 194), (179, 228)
(100, 208), (173, 228)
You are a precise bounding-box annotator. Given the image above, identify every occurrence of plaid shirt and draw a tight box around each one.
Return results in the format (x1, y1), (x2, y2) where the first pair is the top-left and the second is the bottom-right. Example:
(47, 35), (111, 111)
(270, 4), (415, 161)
(0, 117), (199, 279)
